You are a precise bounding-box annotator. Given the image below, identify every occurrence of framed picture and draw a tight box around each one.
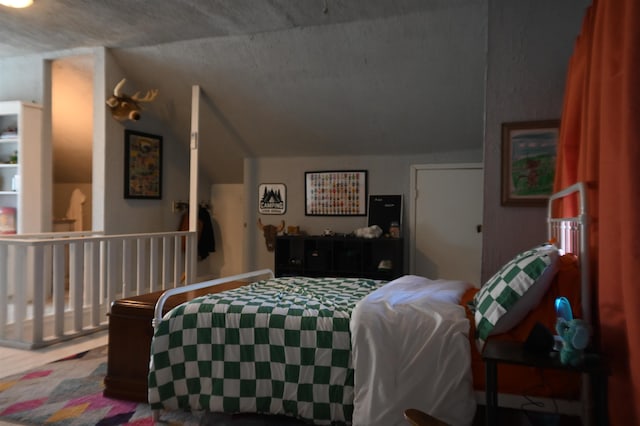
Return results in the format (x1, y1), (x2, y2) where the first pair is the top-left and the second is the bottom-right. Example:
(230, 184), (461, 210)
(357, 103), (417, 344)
(258, 183), (286, 214)
(501, 120), (560, 206)
(124, 130), (163, 199)
(305, 170), (367, 216)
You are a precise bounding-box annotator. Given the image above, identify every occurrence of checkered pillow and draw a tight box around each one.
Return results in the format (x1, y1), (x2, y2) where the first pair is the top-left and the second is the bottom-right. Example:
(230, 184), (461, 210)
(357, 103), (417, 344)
(474, 244), (560, 350)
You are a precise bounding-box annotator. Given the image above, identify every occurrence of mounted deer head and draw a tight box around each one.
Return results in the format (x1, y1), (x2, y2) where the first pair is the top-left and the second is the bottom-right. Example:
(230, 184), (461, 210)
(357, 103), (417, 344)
(106, 78), (158, 121)
(257, 218), (285, 252)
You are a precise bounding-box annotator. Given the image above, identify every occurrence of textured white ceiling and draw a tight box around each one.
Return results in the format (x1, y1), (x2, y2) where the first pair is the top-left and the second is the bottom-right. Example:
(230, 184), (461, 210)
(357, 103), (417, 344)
(0, 0), (478, 57)
(1, 0), (487, 183)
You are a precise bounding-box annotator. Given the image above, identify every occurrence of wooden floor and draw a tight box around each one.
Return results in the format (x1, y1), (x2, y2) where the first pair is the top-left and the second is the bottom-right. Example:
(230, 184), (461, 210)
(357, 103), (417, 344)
(0, 329), (108, 380)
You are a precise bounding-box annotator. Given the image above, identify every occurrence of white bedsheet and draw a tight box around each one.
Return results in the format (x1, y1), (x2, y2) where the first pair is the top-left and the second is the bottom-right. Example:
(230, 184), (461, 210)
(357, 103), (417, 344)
(350, 275), (476, 426)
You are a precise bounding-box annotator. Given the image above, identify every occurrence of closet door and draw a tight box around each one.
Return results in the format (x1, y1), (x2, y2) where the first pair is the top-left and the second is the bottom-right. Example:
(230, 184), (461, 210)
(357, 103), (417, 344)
(409, 164), (483, 286)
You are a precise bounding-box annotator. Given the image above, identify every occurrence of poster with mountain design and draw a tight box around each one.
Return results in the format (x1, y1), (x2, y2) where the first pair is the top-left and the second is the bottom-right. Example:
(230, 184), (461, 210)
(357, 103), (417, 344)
(259, 183), (286, 214)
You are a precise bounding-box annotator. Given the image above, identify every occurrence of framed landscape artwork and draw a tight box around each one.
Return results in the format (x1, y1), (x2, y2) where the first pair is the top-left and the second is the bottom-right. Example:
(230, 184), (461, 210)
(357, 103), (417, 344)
(501, 120), (560, 206)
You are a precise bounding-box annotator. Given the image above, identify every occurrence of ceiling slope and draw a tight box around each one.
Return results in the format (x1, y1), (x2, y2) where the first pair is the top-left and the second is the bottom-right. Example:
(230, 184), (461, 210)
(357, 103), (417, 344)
(1, 0), (486, 183)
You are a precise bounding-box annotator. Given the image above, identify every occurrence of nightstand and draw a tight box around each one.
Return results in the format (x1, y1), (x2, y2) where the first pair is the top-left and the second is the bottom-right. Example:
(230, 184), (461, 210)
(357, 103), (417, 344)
(482, 339), (608, 426)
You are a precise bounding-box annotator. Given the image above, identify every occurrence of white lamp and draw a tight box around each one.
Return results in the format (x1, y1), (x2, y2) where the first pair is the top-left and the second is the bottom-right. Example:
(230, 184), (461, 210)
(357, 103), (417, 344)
(0, 0), (33, 8)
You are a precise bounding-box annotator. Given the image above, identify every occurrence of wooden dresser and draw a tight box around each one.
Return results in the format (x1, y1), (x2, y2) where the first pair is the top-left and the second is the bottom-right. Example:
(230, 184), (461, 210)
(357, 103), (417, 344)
(103, 280), (247, 402)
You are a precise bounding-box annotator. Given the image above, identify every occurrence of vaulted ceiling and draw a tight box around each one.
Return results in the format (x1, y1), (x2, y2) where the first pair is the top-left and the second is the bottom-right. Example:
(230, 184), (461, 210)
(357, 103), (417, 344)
(0, 0), (487, 183)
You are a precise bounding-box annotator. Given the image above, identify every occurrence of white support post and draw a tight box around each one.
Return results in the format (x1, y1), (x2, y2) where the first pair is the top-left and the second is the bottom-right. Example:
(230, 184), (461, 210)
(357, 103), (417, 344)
(88, 241), (101, 326)
(70, 241), (84, 332)
(174, 235), (182, 288)
(14, 245), (26, 341)
(122, 239), (133, 297)
(106, 240), (116, 309)
(43, 246), (52, 301)
(161, 236), (171, 291)
(30, 246), (44, 345)
(137, 238), (148, 294)
(188, 85), (201, 285)
(150, 237), (159, 293)
(83, 242), (92, 307)
(53, 244), (65, 337)
(0, 244), (7, 338)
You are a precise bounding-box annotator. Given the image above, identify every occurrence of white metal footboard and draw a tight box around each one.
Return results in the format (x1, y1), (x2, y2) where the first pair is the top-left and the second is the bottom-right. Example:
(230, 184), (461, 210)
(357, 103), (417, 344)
(149, 268), (275, 424)
(152, 268), (275, 327)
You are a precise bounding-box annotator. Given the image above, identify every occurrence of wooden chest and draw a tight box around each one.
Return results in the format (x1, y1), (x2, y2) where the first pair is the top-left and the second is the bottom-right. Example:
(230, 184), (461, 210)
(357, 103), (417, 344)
(103, 281), (247, 402)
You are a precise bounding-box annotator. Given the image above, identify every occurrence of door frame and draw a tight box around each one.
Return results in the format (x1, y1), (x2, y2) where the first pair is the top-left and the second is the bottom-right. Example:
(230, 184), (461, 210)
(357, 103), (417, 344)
(408, 163), (483, 274)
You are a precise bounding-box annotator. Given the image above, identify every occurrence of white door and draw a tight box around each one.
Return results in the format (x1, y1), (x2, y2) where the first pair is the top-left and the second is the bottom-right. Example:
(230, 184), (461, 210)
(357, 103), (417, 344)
(409, 164), (483, 286)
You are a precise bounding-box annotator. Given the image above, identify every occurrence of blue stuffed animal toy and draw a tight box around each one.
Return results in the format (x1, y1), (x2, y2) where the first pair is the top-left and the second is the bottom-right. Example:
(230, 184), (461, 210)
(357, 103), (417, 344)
(555, 317), (590, 366)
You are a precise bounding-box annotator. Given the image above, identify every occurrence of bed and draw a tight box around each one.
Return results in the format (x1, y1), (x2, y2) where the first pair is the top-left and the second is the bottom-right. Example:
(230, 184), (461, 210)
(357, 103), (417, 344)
(148, 182), (591, 425)
(148, 272), (475, 425)
(464, 181), (591, 414)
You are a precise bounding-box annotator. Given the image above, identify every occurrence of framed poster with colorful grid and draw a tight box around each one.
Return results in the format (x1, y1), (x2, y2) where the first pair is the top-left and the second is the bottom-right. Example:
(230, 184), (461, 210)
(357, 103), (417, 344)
(305, 170), (367, 216)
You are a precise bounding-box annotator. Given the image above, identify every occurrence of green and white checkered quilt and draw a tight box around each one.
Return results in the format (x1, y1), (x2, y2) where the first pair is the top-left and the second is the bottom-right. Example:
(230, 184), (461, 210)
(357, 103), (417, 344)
(148, 276), (386, 425)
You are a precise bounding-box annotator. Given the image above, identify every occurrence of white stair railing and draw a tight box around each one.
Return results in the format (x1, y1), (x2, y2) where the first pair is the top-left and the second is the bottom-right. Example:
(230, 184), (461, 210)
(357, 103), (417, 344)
(0, 230), (196, 349)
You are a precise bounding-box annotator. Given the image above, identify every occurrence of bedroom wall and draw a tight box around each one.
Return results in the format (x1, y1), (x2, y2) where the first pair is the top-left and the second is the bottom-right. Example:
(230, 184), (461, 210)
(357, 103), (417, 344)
(481, 0), (590, 282)
(236, 0), (590, 279)
(101, 50), (195, 235)
(52, 55), (93, 231)
(204, 184), (245, 279)
(0, 0), (589, 282)
(242, 151), (483, 273)
(0, 48), (193, 235)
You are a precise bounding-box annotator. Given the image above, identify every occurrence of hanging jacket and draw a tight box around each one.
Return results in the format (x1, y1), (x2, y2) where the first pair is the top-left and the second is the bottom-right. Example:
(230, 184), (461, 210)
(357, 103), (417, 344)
(197, 206), (215, 260)
(178, 206), (216, 260)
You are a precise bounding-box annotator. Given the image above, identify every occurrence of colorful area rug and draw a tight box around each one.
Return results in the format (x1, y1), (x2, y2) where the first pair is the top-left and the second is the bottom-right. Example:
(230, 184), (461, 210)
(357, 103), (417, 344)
(0, 346), (203, 425)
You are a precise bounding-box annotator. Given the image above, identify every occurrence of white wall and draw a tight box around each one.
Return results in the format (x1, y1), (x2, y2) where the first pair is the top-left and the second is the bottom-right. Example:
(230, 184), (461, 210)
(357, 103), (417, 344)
(0, 1), (589, 281)
(481, 0), (589, 282)
(0, 48), (193, 235)
(52, 56), (94, 231)
(242, 151), (482, 272)
(52, 55), (93, 184)
(101, 50), (194, 235)
(237, 0), (589, 277)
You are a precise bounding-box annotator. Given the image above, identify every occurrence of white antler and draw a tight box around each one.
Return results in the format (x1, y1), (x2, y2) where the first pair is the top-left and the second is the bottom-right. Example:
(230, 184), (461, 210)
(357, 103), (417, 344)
(113, 78), (127, 97)
(131, 89), (159, 103)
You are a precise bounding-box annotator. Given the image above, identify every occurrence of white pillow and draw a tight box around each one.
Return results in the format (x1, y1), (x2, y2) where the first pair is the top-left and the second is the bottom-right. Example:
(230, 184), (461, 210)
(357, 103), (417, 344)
(366, 275), (471, 305)
(473, 244), (560, 349)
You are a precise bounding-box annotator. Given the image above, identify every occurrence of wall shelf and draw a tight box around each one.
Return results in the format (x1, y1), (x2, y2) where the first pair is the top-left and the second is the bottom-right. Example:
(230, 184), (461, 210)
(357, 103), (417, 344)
(0, 101), (43, 234)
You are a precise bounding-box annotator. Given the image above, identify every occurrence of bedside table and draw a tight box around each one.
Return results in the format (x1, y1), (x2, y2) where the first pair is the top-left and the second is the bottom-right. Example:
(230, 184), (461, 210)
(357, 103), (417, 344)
(482, 339), (608, 426)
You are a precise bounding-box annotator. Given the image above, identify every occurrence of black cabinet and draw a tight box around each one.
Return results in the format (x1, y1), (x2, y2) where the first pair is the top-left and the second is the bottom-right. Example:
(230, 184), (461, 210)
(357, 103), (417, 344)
(275, 235), (404, 280)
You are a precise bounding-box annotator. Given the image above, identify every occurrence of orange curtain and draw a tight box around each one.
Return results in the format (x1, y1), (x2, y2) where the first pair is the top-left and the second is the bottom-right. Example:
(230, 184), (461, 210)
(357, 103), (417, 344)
(554, 0), (640, 424)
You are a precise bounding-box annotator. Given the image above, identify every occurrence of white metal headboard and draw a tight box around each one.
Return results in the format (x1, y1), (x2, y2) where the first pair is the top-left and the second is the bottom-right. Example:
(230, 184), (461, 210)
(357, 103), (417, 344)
(547, 182), (590, 326)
